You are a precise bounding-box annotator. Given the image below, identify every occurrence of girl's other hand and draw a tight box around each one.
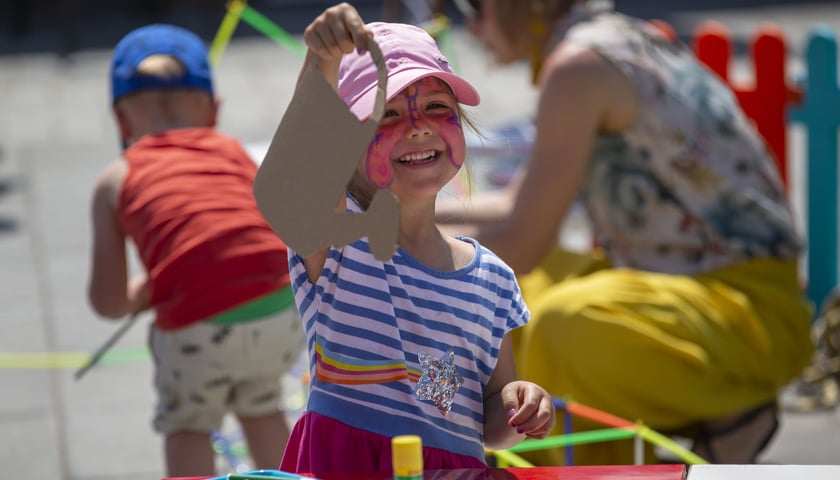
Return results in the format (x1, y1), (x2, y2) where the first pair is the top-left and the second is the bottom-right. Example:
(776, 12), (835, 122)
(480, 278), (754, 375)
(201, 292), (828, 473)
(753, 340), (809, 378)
(304, 2), (371, 62)
(503, 381), (556, 439)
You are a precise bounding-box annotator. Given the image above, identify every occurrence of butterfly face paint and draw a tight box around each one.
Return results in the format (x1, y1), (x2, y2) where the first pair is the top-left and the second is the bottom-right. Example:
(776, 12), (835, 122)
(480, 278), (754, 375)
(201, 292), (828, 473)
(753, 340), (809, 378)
(365, 129), (397, 188)
(364, 78), (466, 188)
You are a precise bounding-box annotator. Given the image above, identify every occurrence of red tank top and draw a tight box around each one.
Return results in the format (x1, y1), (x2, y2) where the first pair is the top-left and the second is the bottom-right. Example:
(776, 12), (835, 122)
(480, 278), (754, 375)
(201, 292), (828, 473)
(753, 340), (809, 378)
(118, 128), (289, 330)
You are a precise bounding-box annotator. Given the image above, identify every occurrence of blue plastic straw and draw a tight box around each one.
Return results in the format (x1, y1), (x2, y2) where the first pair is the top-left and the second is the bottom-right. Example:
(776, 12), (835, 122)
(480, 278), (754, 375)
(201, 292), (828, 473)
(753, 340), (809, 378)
(208, 469), (310, 480)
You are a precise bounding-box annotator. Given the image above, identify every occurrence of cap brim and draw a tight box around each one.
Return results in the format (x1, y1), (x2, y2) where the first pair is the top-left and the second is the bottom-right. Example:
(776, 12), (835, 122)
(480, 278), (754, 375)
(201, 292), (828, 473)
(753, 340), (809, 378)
(348, 68), (480, 121)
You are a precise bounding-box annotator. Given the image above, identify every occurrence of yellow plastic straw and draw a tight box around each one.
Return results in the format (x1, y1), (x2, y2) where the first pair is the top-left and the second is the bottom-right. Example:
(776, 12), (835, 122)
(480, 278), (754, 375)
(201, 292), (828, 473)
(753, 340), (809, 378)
(0, 352), (89, 369)
(637, 424), (709, 465)
(488, 448), (534, 468)
(210, 0), (247, 67)
(0, 346), (150, 369)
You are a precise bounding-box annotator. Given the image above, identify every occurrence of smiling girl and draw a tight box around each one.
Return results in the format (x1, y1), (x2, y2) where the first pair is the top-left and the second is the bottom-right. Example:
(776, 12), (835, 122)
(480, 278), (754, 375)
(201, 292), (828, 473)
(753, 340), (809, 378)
(261, 3), (556, 475)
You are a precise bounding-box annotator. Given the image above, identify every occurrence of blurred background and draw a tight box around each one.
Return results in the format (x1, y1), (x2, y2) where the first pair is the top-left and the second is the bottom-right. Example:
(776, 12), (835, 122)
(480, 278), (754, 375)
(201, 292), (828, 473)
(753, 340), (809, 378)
(1, 1), (839, 479)
(2, 0), (839, 55)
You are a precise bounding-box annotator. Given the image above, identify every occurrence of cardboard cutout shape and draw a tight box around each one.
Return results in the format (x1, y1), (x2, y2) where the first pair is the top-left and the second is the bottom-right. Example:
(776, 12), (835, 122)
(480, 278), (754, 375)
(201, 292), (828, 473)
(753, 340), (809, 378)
(254, 38), (399, 261)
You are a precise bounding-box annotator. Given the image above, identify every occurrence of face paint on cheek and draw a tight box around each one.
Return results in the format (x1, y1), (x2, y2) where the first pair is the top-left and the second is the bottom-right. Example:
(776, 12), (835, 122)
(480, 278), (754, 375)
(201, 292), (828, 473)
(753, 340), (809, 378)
(365, 126), (402, 188)
(438, 111), (466, 169)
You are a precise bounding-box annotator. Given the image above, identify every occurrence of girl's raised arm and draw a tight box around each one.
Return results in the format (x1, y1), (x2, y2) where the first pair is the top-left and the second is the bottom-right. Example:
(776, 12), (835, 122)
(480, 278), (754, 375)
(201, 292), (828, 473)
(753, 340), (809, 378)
(253, 5), (398, 283)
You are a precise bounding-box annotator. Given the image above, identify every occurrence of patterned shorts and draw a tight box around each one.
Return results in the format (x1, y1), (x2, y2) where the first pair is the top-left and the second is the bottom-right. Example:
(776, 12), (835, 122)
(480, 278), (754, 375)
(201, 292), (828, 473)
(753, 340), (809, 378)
(149, 307), (304, 434)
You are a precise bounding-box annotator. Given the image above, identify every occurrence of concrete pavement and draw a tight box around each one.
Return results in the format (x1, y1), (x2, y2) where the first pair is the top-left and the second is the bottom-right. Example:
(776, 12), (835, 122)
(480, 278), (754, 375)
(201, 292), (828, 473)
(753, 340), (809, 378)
(1, 4), (839, 479)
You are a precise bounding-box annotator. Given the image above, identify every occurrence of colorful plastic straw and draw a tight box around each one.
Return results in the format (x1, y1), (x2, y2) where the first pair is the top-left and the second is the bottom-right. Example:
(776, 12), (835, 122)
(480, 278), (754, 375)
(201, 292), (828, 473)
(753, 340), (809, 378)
(564, 400), (637, 429)
(210, 0), (246, 66)
(0, 346), (149, 369)
(491, 398), (709, 466)
(636, 424), (708, 465)
(489, 448), (534, 468)
(209, 1), (307, 67)
(507, 428), (637, 453)
(239, 4), (307, 59)
(563, 403), (574, 465)
(226, 473), (306, 480)
(208, 470), (309, 480)
(421, 15), (460, 72)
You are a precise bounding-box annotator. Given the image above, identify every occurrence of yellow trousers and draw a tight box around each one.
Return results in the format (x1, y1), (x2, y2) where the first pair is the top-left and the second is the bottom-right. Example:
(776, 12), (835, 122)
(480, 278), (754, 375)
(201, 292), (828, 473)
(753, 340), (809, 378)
(513, 248), (814, 466)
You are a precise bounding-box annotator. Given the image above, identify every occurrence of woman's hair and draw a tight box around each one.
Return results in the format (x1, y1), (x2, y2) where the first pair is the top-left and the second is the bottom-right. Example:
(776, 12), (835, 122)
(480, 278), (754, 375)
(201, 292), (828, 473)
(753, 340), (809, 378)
(348, 104), (479, 209)
(492, 0), (578, 54)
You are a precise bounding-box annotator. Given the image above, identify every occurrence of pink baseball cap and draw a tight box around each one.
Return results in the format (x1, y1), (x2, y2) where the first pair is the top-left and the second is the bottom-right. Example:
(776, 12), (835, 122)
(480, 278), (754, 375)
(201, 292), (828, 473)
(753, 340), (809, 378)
(338, 22), (480, 120)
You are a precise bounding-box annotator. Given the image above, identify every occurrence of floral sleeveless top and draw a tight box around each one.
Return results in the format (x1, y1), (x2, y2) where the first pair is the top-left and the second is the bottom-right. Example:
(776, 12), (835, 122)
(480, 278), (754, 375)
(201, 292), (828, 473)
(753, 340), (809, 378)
(557, 2), (800, 275)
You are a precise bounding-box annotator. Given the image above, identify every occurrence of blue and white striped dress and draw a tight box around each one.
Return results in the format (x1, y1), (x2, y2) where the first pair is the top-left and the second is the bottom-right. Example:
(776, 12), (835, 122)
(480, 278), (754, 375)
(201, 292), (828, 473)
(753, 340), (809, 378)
(288, 196), (529, 462)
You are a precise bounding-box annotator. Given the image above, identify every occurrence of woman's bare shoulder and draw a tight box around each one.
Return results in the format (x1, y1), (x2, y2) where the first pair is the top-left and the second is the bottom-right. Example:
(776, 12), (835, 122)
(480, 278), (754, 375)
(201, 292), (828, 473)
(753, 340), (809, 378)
(540, 42), (639, 132)
(542, 42), (622, 86)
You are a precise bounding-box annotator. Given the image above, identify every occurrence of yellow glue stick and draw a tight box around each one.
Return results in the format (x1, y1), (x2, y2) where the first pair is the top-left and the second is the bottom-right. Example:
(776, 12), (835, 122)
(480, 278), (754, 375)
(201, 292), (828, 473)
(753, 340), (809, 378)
(392, 435), (423, 480)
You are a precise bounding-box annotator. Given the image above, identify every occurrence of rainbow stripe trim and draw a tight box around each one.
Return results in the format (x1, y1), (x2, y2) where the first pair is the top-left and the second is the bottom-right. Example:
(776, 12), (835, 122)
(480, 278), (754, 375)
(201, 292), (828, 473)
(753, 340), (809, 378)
(314, 340), (421, 385)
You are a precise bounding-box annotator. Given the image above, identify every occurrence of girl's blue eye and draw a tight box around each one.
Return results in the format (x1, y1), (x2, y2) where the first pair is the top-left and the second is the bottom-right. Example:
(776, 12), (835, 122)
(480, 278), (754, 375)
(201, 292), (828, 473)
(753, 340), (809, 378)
(384, 110), (399, 118)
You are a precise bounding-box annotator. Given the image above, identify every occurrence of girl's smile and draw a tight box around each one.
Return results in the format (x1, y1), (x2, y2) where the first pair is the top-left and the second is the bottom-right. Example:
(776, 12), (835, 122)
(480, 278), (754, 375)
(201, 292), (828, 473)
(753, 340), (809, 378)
(396, 149), (441, 166)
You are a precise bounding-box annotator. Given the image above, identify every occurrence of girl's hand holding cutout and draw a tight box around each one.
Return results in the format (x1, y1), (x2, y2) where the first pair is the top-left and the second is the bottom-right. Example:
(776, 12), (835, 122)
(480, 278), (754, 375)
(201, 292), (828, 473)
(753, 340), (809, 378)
(304, 3), (371, 63)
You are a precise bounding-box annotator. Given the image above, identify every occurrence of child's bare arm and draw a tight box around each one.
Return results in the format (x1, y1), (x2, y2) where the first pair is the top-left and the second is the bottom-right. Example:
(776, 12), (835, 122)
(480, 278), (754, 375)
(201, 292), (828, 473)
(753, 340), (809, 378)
(483, 333), (556, 450)
(300, 196), (347, 285)
(87, 160), (132, 318)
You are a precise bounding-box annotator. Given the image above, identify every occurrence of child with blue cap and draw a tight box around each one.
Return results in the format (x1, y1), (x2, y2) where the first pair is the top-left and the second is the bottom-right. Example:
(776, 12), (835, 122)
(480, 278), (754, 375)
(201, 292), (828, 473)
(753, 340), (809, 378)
(87, 24), (303, 477)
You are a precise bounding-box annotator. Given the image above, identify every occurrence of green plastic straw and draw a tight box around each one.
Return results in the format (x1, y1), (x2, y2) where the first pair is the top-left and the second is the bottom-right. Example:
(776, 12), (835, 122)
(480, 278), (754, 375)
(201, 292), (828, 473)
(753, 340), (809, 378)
(98, 346), (150, 365)
(437, 28), (459, 72)
(0, 346), (149, 369)
(422, 16), (460, 73)
(507, 428), (636, 453)
(240, 5), (307, 59)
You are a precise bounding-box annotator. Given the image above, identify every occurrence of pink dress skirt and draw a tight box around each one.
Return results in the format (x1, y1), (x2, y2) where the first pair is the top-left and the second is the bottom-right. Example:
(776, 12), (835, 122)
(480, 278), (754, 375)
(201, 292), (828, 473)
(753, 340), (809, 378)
(280, 411), (487, 475)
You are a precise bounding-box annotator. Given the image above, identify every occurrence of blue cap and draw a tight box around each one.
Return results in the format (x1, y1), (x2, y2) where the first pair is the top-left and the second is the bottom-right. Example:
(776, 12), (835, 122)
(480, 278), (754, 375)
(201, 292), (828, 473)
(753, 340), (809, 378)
(110, 24), (214, 104)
